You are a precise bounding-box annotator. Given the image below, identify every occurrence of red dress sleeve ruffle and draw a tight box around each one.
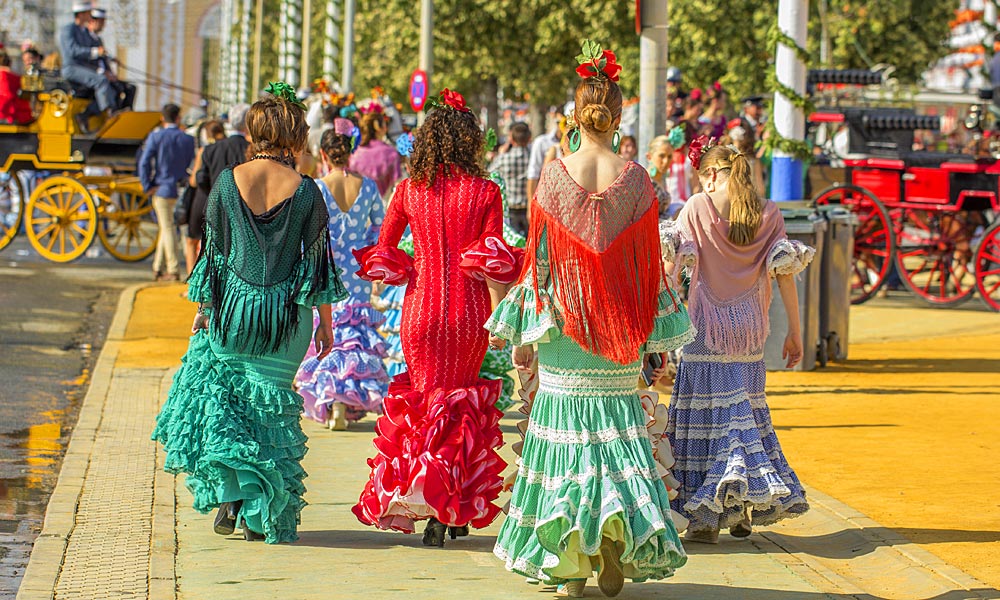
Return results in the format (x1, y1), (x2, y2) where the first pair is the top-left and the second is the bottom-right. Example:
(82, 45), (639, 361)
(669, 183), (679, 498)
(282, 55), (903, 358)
(459, 235), (523, 284)
(353, 245), (414, 286)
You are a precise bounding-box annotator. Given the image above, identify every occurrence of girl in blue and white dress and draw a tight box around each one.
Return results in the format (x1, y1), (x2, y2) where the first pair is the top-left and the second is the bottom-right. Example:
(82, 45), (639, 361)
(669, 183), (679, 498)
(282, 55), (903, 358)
(296, 121), (389, 430)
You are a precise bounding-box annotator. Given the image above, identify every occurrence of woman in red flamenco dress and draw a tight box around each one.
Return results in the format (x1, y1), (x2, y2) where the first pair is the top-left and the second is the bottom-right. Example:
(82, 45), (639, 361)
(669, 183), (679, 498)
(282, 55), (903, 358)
(352, 89), (521, 547)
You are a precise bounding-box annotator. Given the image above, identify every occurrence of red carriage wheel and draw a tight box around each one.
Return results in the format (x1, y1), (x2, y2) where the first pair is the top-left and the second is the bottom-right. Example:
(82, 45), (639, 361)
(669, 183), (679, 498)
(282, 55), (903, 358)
(812, 184), (895, 305)
(975, 221), (1000, 311)
(894, 209), (979, 307)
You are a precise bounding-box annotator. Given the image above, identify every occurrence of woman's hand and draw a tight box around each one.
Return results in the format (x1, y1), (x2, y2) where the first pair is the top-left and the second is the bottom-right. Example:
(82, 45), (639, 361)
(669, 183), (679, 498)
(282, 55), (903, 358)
(512, 345), (535, 372)
(191, 313), (209, 333)
(314, 322), (334, 359)
(649, 352), (669, 381)
(489, 335), (506, 351)
(782, 332), (803, 368)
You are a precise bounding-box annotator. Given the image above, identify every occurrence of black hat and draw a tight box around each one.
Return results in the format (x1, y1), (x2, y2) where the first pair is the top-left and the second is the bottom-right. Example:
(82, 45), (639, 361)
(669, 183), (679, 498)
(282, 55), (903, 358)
(741, 95), (764, 106)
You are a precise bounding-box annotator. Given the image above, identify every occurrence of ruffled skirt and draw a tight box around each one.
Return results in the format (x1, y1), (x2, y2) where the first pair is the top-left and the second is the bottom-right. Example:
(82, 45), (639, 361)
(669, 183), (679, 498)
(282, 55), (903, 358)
(295, 302), (389, 423)
(352, 372), (507, 532)
(493, 336), (687, 584)
(373, 284), (407, 378)
(667, 332), (809, 531)
(152, 308), (313, 544)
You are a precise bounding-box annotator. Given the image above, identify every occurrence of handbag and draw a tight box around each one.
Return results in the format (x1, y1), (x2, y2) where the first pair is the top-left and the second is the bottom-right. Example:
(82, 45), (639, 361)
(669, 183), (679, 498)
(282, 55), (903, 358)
(174, 184), (194, 226)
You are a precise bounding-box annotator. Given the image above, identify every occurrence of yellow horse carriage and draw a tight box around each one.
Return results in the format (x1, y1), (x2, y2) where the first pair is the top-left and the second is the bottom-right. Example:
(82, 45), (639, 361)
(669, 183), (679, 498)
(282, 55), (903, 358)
(0, 82), (162, 262)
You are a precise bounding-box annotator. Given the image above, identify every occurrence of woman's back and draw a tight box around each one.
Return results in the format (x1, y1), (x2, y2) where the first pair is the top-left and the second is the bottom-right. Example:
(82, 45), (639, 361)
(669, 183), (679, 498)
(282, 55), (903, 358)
(232, 160), (304, 215)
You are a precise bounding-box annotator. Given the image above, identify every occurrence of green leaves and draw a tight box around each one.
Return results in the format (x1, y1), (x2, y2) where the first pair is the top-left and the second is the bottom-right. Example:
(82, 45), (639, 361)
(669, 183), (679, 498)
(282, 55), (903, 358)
(577, 39), (603, 64)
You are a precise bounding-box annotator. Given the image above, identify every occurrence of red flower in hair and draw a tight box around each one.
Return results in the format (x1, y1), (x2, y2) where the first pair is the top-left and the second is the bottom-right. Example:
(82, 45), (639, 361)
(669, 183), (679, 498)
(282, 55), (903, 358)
(574, 41), (621, 82)
(688, 134), (715, 170)
(440, 88), (471, 113)
(689, 88), (703, 102)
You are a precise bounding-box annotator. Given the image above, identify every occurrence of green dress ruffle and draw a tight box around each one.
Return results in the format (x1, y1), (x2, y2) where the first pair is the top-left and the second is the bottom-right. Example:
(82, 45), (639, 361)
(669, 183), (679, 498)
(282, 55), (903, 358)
(488, 230), (693, 584)
(153, 171), (346, 544)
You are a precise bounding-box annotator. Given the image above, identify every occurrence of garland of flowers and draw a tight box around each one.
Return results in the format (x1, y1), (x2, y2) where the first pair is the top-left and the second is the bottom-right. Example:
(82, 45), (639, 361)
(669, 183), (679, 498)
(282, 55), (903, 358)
(762, 26), (813, 162)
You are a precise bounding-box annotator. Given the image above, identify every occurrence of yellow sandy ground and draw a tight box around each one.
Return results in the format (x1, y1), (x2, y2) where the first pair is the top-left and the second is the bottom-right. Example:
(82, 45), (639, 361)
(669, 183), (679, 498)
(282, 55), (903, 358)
(120, 286), (1000, 588)
(769, 305), (1000, 589)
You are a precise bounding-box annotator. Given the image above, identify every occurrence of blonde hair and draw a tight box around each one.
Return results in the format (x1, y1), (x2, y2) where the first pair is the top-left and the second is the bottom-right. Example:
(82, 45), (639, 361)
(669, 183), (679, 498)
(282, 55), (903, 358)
(647, 135), (674, 154)
(699, 145), (761, 246)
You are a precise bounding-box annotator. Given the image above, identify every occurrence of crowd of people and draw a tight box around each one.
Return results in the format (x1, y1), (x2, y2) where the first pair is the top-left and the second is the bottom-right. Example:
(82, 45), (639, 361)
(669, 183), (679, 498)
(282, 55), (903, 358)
(147, 38), (812, 598)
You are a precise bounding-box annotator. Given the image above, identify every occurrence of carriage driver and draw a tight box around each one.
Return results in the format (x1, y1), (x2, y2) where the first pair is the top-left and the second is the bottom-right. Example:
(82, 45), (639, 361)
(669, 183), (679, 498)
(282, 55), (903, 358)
(59, 1), (118, 131)
(87, 8), (136, 111)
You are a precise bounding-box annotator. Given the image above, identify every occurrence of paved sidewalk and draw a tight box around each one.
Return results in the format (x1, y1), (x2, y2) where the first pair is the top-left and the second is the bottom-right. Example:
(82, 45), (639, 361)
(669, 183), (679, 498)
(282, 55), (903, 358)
(15, 285), (1000, 599)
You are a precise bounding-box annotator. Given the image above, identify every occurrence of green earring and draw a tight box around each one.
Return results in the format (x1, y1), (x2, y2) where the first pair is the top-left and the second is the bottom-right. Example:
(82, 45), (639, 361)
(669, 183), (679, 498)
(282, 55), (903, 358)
(568, 128), (582, 153)
(612, 130), (621, 154)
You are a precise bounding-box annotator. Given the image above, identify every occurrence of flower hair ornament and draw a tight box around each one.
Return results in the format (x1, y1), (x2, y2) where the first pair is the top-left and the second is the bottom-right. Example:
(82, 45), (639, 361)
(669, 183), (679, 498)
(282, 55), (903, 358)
(484, 128), (498, 153)
(687, 134), (717, 170)
(264, 81), (307, 110)
(427, 88), (472, 113)
(396, 132), (414, 157)
(575, 39), (621, 81)
(667, 126), (686, 149)
(334, 117), (362, 152)
(358, 101), (385, 116)
(339, 104), (358, 118)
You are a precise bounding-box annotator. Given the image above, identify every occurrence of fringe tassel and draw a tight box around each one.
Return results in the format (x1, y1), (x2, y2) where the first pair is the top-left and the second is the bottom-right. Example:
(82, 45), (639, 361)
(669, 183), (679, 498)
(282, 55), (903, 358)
(205, 228), (337, 358)
(689, 277), (770, 356)
(522, 200), (663, 365)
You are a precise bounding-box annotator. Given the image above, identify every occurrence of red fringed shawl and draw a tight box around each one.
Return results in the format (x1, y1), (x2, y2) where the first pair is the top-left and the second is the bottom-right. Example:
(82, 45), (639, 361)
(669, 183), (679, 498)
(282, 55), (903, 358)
(521, 161), (664, 365)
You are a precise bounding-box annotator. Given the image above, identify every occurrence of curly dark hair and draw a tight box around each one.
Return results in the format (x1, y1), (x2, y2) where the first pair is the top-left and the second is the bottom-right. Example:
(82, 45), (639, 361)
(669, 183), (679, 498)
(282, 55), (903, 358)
(319, 128), (353, 167)
(409, 108), (486, 187)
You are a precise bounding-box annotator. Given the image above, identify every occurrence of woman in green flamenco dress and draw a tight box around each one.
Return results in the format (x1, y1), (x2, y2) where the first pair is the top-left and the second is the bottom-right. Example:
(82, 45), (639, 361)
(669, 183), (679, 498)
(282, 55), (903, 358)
(488, 42), (694, 597)
(152, 87), (347, 544)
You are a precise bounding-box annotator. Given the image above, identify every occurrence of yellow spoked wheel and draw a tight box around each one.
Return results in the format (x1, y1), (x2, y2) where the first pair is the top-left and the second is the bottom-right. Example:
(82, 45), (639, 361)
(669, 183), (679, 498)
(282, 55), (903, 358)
(0, 171), (24, 252)
(95, 189), (158, 261)
(25, 176), (97, 263)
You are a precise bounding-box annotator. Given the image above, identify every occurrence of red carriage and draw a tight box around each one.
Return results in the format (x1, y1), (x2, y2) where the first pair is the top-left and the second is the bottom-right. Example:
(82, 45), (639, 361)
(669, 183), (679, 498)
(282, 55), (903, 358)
(805, 77), (1000, 311)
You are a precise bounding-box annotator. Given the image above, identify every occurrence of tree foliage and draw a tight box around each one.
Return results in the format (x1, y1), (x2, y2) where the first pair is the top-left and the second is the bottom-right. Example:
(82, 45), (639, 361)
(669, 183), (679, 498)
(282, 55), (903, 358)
(667, 0), (957, 102)
(352, 0), (639, 108)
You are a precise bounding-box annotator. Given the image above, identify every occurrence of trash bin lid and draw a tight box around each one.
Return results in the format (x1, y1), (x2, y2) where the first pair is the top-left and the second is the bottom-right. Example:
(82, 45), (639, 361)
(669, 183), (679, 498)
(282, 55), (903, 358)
(782, 211), (828, 234)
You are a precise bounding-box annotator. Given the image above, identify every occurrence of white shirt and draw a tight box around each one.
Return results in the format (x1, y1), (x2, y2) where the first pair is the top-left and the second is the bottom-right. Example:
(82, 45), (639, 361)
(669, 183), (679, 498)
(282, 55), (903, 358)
(526, 132), (559, 180)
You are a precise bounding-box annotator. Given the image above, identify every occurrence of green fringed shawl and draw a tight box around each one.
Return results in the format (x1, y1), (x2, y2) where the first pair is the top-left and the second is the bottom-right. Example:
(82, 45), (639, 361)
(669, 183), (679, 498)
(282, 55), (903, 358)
(196, 169), (346, 357)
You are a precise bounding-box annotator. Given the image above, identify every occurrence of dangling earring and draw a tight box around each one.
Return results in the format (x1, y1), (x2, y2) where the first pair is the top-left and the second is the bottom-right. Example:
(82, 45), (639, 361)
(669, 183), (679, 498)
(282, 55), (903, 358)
(649, 167), (659, 178)
(612, 130), (621, 153)
(568, 128), (582, 153)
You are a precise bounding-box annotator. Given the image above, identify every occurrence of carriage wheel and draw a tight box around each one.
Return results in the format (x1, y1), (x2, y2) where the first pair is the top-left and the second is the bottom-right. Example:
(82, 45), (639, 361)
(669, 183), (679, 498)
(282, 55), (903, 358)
(95, 189), (158, 262)
(975, 221), (1000, 311)
(0, 171), (24, 252)
(812, 184), (895, 305)
(894, 209), (979, 307)
(25, 176), (97, 263)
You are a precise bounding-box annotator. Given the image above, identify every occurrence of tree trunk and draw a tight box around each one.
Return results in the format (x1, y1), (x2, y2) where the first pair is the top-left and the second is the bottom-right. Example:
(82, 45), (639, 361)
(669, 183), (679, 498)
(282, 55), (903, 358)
(484, 76), (499, 133)
(529, 103), (547, 138)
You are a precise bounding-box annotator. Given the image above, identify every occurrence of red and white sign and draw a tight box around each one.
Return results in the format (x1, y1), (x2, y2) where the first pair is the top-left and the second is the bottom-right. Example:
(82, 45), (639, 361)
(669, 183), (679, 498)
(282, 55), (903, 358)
(409, 70), (429, 112)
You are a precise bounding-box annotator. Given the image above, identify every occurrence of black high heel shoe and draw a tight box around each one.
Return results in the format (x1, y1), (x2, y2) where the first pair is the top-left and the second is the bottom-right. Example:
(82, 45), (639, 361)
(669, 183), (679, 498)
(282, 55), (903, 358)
(448, 525), (469, 539)
(422, 518), (446, 548)
(213, 501), (241, 535)
(239, 517), (265, 542)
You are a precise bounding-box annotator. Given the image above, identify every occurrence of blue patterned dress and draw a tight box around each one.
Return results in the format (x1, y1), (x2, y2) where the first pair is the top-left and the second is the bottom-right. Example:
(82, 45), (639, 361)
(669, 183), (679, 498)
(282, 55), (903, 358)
(295, 176), (389, 423)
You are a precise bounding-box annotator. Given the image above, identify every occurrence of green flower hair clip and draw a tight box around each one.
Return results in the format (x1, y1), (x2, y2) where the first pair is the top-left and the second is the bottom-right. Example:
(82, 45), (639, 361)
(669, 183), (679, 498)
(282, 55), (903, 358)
(484, 128), (498, 153)
(264, 81), (307, 110)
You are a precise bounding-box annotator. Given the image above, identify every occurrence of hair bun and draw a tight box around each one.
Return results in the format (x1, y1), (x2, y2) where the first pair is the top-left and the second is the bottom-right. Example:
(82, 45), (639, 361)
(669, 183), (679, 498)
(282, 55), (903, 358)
(577, 104), (613, 133)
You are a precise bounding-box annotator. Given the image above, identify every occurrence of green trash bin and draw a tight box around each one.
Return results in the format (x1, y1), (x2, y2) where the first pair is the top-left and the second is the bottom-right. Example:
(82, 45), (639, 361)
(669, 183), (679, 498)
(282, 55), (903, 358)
(764, 210), (826, 372)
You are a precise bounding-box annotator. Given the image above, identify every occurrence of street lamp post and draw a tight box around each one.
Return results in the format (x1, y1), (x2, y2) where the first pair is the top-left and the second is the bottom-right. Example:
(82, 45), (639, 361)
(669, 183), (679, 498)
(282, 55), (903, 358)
(770, 0), (809, 202)
(418, 0), (433, 124)
(342, 0), (355, 92)
(637, 1), (669, 169)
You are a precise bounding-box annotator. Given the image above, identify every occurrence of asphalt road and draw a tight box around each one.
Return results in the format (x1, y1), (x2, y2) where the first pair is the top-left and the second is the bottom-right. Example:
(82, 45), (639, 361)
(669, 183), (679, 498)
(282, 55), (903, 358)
(0, 238), (150, 598)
